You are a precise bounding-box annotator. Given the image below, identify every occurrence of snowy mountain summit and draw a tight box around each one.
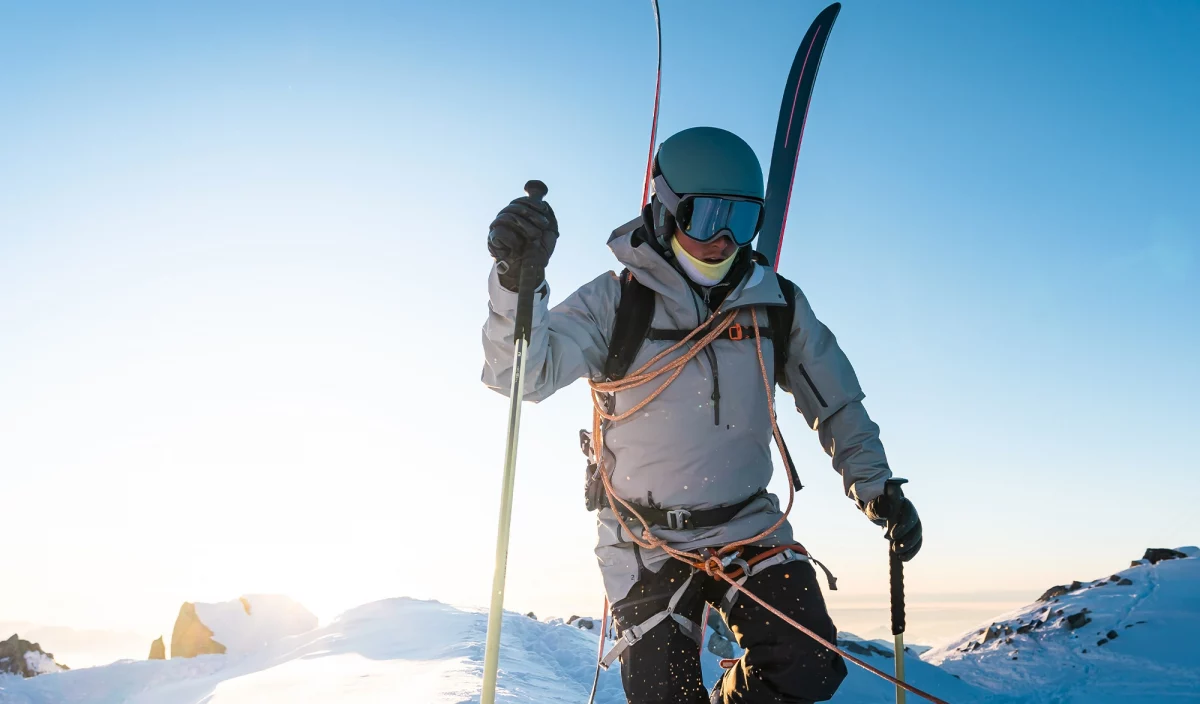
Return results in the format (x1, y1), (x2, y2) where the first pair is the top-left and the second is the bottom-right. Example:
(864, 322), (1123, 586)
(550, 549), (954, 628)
(925, 546), (1200, 702)
(1, 549), (1197, 703)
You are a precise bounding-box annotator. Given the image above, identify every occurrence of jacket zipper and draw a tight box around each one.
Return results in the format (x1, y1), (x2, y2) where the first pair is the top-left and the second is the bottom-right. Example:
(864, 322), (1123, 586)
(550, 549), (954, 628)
(708, 346), (721, 425)
(700, 288), (720, 425)
(797, 363), (828, 408)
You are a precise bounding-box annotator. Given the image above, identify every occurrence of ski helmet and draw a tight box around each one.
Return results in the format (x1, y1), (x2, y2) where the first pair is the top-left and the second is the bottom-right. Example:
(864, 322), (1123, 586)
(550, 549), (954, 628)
(654, 126), (765, 200)
(649, 127), (765, 254)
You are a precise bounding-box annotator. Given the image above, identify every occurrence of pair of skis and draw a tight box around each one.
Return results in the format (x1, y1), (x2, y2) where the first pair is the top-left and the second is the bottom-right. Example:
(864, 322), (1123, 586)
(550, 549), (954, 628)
(482, 3), (853, 704)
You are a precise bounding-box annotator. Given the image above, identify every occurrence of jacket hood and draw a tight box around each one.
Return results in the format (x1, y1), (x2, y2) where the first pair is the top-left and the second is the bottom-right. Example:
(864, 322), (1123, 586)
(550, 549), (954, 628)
(607, 215), (789, 326)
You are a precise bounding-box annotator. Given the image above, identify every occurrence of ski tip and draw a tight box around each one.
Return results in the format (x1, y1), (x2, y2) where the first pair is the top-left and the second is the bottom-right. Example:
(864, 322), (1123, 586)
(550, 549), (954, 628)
(524, 180), (549, 201)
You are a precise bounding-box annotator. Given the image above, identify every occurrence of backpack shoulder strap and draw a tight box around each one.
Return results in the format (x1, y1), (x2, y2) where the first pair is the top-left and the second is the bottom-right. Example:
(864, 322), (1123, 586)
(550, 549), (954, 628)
(766, 272), (797, 383)
(603, 269), (656, 381)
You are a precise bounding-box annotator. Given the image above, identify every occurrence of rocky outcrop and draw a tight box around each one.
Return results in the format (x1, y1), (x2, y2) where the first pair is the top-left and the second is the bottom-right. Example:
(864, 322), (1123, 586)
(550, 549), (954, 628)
(148, 636), (166, 660)
(0, 634), (67, 677)
(707, 631), (735, 658)
(170, 603), (226, 659)
(168, 595), (317, 658)
(1141, 548), (1187, 564)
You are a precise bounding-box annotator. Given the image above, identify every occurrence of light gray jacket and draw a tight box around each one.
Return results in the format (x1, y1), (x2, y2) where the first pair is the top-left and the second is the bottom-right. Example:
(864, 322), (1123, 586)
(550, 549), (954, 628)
(482, 221), (892, 602)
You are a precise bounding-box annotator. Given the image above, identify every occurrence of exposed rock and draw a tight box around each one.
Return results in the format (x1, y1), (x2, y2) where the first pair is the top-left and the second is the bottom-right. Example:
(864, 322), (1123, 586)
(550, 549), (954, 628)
(1066, 611), (1092, 630)
(1039, 580), (1088, 602)
(1038, 585), (1070, 602)
(1108, 575), (1121, 583)
(1142, 548), (1187, 564)
(0, 634), (67, 677)
(1097, 638), (1109, 646)
(148, 636), (165, 660)
(838, 638), (893, 659)
(708, 614), (736, 642)
(170, 603), (227, 658)
(524, 612), (538, 620)
(1017, 619), (1043, 634)
(1107, 630), (1119, 640)
(169, 595), (316, 658)
(572, 618), (595, 630)
(1117, 578), (1133, 586)
(707, 632), (735, 658)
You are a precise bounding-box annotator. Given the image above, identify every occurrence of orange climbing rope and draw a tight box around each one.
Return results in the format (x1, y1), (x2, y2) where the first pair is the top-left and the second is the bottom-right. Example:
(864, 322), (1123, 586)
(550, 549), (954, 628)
(586, 305), (950, 704)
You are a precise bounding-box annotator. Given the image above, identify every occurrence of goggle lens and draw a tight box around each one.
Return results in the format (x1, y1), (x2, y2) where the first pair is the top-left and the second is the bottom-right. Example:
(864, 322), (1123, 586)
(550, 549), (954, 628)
(678, 196), (762, 246)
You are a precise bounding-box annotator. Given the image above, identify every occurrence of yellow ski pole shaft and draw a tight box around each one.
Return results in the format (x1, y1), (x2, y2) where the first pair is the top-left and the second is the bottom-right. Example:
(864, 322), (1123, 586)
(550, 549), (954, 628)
(886, 480), (908, 704)
(481, 180), (547, 704)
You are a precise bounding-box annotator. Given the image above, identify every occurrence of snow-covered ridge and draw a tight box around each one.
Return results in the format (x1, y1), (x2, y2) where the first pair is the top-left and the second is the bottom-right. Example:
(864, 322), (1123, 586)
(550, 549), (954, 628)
(924, 546), (1200, 702)
(2, 549), (1196, 703)
(0, 596), (987, 703)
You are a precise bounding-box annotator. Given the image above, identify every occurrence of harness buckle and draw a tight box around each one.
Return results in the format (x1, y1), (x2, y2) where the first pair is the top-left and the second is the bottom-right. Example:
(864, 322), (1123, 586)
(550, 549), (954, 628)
(665, 509), (692, 530)
(727, 323), (745, 341)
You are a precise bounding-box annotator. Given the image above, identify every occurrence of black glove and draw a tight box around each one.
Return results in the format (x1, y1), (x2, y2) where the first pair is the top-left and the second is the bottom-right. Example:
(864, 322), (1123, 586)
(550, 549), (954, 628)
(487, 195), (558, 292)
(864, 481), (923, 562)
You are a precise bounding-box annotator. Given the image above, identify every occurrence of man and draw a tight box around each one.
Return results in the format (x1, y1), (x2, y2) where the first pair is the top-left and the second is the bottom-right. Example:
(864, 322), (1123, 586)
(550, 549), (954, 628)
(482, 126), (922, 703)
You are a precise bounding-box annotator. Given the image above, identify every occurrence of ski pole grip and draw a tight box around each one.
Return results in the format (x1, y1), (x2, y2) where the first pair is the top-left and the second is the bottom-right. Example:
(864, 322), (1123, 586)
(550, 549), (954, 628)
(885, 479), (907, 636)
(890, 551), (905, 636)
(512, 180), (548, 343)
(514, 262), (540, 343)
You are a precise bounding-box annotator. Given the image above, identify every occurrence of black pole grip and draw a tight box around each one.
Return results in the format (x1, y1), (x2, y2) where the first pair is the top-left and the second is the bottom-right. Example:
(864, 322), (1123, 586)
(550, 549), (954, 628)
(514, 262), (541, 343)
(512, 180), (548, 343)
(884, 478), (907, 636)
(890, 551), (905, 636)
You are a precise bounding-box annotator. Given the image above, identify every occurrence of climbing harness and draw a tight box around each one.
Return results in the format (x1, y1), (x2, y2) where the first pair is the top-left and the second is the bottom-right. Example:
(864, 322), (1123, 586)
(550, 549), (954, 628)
(585, 306), (951, 704)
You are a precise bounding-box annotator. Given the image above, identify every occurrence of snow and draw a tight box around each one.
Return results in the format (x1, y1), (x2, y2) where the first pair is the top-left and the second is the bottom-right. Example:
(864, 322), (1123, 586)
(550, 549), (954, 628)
(19, 652), (61, 677)
(192, 595), (317, 654)
(2, 551), (1197, 703)
(924, 548), (1200, 703)
(0, 598), (990, 704)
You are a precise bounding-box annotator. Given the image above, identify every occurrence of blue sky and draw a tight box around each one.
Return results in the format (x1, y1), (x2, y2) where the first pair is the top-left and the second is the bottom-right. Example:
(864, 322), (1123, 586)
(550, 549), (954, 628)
(1, 0), (1196, 652)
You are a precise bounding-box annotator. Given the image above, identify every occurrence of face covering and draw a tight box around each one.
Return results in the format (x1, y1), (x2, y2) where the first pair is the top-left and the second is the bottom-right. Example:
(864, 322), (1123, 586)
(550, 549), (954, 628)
(671, 235), (737, 286)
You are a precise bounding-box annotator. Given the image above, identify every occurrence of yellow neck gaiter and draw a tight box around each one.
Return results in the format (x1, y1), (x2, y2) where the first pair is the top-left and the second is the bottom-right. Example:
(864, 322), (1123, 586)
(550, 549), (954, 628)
(672, 235), (737, 286)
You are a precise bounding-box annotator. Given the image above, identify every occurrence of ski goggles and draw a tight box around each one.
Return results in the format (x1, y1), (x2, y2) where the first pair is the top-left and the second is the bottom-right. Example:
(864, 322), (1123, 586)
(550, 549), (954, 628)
(652, 174), (764, 246)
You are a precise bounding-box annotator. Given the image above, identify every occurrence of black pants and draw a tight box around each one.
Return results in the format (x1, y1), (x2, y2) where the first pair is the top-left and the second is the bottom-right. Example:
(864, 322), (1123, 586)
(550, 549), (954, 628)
(612, 548), (847, 704)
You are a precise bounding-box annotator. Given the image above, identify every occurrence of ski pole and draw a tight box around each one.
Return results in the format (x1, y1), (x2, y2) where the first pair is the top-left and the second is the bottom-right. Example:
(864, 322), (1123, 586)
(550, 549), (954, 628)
(585, 597), (609, 704)
(885, 479), (907, 704)
(481, 180), (548, 704)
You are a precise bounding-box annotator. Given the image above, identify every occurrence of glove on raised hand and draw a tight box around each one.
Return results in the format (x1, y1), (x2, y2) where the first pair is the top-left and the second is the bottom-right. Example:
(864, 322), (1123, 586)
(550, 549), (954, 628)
(487, 195), (558, 292)
(864, 481), (923, 562)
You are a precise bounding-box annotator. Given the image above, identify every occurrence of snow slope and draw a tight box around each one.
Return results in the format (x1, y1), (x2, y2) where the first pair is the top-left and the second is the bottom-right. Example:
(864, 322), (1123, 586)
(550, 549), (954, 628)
(924, 547), (1200, 703)
(4, 548), (1197, 704)
(0, 597), (985, 704)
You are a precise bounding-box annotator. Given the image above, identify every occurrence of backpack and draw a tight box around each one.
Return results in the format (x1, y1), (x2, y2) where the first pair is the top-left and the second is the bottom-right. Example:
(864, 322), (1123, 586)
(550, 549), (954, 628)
(580, 266), (804, 512)
(601, 268), (797, 383)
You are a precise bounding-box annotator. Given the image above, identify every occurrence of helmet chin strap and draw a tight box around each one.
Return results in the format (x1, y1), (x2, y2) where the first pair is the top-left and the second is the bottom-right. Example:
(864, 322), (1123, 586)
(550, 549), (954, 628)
(671, 235), (737, 286)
